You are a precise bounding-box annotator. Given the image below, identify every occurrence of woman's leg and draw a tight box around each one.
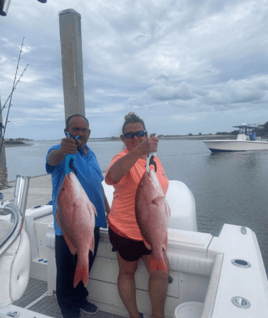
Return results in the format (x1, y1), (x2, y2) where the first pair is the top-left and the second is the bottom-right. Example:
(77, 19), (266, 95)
(117, 252), (140, 318)
(142, 252), (170, 318)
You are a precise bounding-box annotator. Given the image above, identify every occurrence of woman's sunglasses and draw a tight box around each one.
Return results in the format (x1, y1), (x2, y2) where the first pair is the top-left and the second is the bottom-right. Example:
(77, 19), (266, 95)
(124, 130), (147, 139)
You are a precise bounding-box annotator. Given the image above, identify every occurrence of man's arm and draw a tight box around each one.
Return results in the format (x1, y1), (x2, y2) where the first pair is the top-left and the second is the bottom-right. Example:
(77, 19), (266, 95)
(47, 138), (78, 166)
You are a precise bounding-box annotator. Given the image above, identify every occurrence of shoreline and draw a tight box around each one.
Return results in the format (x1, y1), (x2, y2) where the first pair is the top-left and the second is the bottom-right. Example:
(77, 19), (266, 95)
(7, 134), (268, 143)
(4, 134), (246, 143)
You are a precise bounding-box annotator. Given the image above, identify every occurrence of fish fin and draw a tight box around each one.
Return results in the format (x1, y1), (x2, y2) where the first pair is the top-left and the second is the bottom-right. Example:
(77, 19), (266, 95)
(56, 213), (77, 255)
(152, 195), (165, 205)
(150, 256), (168, 273)
(55, 211), (61, 228)
(144, 240), (151, 250)
(164, 236), (168, 253)
(87, 201), (97, 216)
(63, 233), (77, 255)
(165, 200), (171, 217)
(73, 258), (89, 288)
(93, 205), (98, 216)
(90, 235), (95, 255)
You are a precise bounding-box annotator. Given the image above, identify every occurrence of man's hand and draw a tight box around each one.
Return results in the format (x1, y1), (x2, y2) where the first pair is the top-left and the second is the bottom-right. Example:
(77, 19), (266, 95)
(60, 138), (78, 156)
(47, 137), (78, 167)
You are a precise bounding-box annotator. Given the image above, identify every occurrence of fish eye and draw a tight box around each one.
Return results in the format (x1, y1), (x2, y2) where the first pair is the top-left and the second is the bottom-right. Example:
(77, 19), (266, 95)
(61, 187), (65, 191)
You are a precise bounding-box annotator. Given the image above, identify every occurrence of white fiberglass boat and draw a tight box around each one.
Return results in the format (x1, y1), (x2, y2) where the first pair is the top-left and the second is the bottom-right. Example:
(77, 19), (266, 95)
(1, 176), (268, 318)
(204, 124), (268, 153)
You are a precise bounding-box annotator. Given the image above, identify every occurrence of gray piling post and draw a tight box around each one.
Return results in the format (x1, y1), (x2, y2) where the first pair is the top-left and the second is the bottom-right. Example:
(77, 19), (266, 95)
(59, 9), (85, 121)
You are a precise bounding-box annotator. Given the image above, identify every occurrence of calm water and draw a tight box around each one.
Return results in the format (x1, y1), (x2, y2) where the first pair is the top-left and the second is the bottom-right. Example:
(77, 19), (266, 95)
(5, 139), (268, 269)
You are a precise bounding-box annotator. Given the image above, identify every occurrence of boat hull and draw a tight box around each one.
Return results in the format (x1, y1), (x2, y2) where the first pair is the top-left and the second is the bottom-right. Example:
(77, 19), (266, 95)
(203, 140), (268, 152)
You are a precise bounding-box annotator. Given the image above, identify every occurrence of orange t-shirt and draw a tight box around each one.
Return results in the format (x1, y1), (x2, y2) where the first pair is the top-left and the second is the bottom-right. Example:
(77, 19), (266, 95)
(105, 149), (169, 241)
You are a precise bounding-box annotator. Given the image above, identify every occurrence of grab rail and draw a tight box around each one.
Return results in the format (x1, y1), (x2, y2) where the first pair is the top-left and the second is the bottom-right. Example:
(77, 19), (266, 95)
(0, 175), (30, 257)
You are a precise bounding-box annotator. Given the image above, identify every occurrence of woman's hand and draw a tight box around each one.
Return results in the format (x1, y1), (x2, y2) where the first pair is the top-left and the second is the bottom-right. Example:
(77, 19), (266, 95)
(138, 136), (159, 156)
(107, 136), (159, 184)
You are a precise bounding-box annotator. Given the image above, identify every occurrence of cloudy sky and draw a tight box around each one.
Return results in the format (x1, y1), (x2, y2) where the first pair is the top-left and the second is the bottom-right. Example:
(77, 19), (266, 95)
(0, 0), (268, 139)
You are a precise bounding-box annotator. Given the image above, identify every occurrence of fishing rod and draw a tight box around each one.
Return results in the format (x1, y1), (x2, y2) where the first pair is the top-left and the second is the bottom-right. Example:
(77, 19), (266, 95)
(1, 64), (29, 113)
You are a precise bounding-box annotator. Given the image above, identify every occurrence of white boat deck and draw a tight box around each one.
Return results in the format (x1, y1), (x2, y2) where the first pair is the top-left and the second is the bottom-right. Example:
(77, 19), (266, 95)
(12, 277), (125, 318)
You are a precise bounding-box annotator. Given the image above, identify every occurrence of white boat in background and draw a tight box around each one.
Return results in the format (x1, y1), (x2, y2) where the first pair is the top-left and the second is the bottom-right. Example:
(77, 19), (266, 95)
(1, 176), (268, 318)
(204, 124), (268, 153)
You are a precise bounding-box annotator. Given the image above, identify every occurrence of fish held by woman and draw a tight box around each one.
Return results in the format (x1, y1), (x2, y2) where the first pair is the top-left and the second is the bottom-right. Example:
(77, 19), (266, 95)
(135, 168), (170, 273)
(56, 171), (97, 288)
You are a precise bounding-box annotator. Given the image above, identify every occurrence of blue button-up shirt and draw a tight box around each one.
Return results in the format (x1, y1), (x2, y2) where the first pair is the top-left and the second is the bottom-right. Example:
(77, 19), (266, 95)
(46, 144), (107, 236)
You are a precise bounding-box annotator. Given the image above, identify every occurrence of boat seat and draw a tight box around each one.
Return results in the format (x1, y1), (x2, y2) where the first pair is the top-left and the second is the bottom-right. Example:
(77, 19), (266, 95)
(0, 228), (30, 308)
(168, 252), (214, 277)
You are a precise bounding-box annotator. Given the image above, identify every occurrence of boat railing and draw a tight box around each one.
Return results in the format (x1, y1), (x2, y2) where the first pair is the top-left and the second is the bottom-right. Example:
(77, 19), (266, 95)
(0, 175), (30, 258)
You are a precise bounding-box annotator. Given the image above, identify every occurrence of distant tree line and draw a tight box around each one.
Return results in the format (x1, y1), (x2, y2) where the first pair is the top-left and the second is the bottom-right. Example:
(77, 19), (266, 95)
(251, 122), (268, 136)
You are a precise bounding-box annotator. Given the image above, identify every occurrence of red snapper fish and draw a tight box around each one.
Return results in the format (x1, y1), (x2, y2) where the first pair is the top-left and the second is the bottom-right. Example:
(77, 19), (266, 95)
(135, 168), (170, 273)
(56, 171), (97, 288)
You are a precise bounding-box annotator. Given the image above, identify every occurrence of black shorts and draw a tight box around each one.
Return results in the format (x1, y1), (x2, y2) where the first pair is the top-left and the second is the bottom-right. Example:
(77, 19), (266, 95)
(109, 227), (151, 262)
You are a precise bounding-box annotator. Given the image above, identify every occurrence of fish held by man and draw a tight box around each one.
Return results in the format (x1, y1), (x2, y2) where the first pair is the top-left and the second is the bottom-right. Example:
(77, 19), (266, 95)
(56, 171), (97, 288)
(135, 168), (170, 273)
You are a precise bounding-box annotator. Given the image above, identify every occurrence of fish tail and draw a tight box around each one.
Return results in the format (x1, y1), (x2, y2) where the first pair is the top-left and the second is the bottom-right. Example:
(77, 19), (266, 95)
(150, 256), (168, 273)
(73, 259), (89, 288)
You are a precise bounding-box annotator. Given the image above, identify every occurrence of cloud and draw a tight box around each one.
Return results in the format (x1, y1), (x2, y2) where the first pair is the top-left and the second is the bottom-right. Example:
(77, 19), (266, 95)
(147, 82), (196, 101)
(0, 0), (268, 139)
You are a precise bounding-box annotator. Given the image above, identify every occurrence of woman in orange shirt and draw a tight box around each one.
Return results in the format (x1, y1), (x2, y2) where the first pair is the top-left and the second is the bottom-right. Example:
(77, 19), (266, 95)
(105, 112), (169, 318)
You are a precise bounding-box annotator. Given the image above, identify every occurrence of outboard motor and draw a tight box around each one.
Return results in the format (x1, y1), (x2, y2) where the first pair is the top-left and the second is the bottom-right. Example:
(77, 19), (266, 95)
(0, 0), (11, 16)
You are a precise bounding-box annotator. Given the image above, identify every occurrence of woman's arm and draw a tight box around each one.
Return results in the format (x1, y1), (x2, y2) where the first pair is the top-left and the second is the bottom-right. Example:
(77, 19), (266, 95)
(108, 137), (158, 183)
(102, 185), (110, 216)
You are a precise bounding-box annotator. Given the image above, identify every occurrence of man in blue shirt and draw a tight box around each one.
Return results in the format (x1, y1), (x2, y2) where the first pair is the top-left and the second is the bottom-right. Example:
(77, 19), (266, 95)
(46, 114), (110, 318)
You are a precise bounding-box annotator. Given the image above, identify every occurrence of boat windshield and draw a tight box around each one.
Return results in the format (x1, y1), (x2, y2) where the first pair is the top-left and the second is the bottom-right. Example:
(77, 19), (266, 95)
(233, 124), (258, 140)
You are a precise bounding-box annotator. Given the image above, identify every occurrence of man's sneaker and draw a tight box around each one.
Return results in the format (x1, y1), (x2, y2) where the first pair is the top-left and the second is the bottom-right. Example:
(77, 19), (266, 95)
(61, 309), (80, 318)
(62, 313), (80, 318)
(80, 301), (98, 315)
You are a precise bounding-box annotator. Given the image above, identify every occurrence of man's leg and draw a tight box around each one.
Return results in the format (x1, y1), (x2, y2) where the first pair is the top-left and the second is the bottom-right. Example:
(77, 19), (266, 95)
(55, 235), (80, 317)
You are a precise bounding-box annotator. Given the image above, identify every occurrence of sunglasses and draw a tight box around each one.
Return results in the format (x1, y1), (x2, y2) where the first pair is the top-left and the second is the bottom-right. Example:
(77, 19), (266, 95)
(124, 130), (147, 139)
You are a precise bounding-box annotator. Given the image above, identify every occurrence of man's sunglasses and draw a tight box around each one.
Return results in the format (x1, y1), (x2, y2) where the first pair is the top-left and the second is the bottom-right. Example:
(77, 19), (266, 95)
(124, 130), (147, 139)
